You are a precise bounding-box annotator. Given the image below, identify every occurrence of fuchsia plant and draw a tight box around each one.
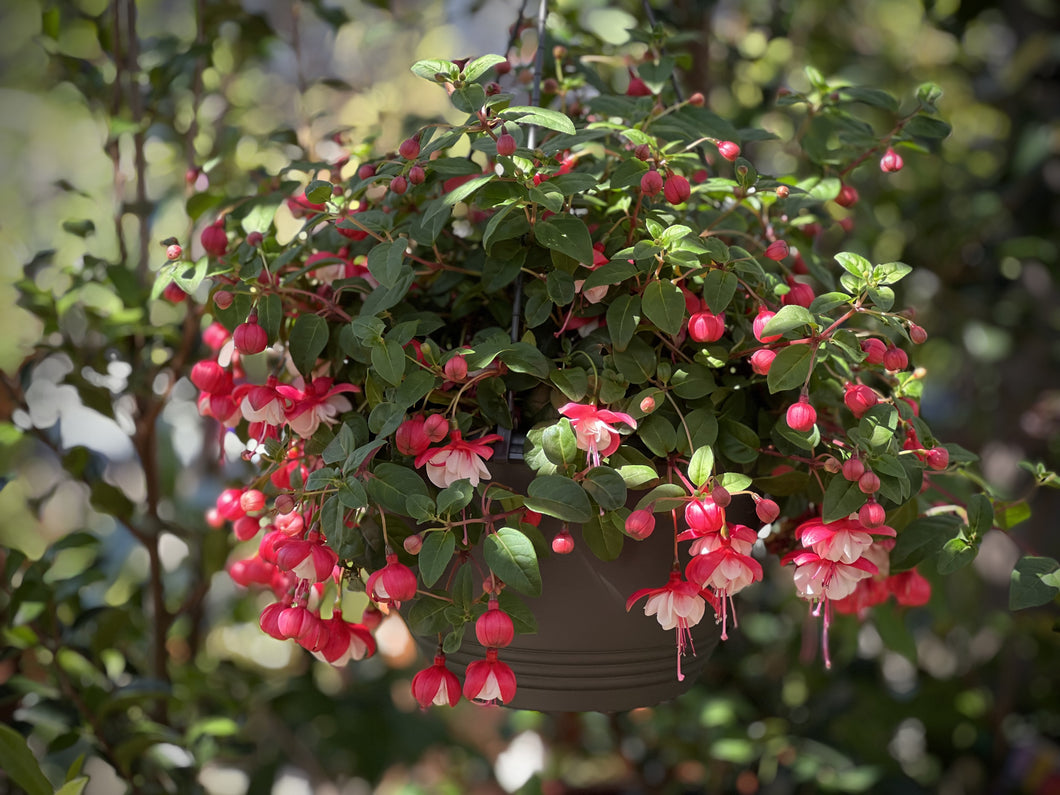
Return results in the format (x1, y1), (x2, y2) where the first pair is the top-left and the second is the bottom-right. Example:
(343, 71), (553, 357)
(157, 44), (995, 708)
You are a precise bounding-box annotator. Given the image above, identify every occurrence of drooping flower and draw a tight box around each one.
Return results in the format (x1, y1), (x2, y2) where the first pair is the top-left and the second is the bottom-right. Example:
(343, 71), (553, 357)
(312, 614), (376, 666)
(273, 536), (339, 583)
(365, 553), (418, 607)
(558, 402), (637, 467)
(685, 524), (763, 639)
(463, 648), (517, 705)
(414, 430), (503, 488)
(794, 516), (896, 564)
(626, 570), (708, 681)
(412, 654), (462, 708)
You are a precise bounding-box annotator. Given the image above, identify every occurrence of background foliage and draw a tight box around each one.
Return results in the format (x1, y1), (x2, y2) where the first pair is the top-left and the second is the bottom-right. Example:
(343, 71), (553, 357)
(1, 1), (1057, 793)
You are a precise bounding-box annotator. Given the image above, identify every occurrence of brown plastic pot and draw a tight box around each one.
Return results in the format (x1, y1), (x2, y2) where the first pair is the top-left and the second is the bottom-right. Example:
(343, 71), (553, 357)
(427, 462), (722, 713)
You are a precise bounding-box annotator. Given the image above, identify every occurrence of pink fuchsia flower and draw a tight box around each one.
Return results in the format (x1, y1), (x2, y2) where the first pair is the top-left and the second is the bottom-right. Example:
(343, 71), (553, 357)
(463, 648), (517, 705)
(414, 429), (503, 488)
(685, 525), (763, 639)
(794, 516), (896, 564)
(558, 402), (638, 467)
(412, 654), (462, 708)
(887, 568), (932, 606)
(365, 553), (418, 607)
(312, 614), (376, 666)
(626, 570), (708, 681)
(395, 415), (433, 456)
(234, 376), (288, 427)
(279, 378), (361, 438)
(680, 495), (726, 538)
(624, 509), (656, 540)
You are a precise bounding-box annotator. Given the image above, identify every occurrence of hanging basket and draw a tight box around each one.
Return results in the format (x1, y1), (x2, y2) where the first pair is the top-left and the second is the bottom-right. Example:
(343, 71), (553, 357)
(422, 462), (721, 713)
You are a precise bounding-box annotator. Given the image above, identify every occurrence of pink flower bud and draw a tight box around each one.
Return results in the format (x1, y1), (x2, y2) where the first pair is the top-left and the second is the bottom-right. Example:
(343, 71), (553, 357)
(750, 348), (776, 375)
(475, 600), (515, 648)
(842, 458), (865, 481)
(756, 498), (780, 524)
(626, 73), (651, 97)
(443, 356), (468, 382)
(664, 174), (691, 205)
(880, 147), (904, 173)
(765, 240), (789, 261)
(357, 163), (376, 180)
(625, 509), (656, 540)
(639, 396), (656, 413)
(398, 136), (421, 160)
(521, 509), (542, 527)
(166, 243), (182, 260)
(403, 533), (423, 554)
(408, 165), (426, 185)
(213, 290), (234, 310)
(858, 470), (881, 494)
(717, 141), (741, 161)
(711, 486), (731, 507)
(688, 310), (725, 343)
(689, 92), (705, 106)
(786, 397), (816, 432)
(496, 133), (517, 157)
(640, 169), (664, 196)
(843, 383), (878, 418)
(634, 144), (651, 161)
(775, 184), (790, 198)
(835, 184), (859, 207)
(162, 283), (187, 303)
(883, 344), (908, 372)
(389, 175), (408, 195)
(395, 416), (432, 456)
(909, 323), (928, 344)
(753, 308), (782, 343)
(234, 315), (268, 355)
(247, 231), (263, 247)
(423, 413), (449, 442)
(552, 529), (575, 554)
(859, 499), (886, 528)
(274, 493), (295, 514)
(240, 489), (266, 514)
(201, 220), (228, 257)
(233, 516), (261, 541)
(216, 488), (246, 521)
(782, 277), (815, 308)
(861, 337), (887, 364)
(191, 360), (228, 394)
(926, 447), (949, 470)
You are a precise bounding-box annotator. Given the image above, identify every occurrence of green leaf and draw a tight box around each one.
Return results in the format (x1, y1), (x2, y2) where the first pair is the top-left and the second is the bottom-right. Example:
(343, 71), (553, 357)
(288, 313), (329, 377)
(1009, 556), (1060, 610)
(607, 294), (641, 351)
(367, 401), (405, 437)
(702, 269), (738, 314)
(639, 414), (678, 457)
(411, 58), (456, 81)
(366, 240), (408, 289)
(641, 280), (686, 336)
(688, 446), (715, 488)
(873, 261), (913, 285)
(450, 82), (486, 113)
(582, 466), (628, 511)
(56, 779), (89, 795)
(937, 534), (976, 574)
(761, 304), (816, 337)
(406, 596), (452, 635)
(462, 53), (506, 82)
(967, 493), (995, 538)
(524, 475), (593, 523)
(371, 339), (406, 386)
(305, 179), (333, 204)
(499, 342), (551, 378)
(550, 368), (588, 401)
(535, 215), (594, 265)
(418, 531), (456, 587)
(496, 590), (537, 634)
(436, 480), (474, 516)
(809, 291), (853, 314)
(635, 483), (687, 512)
(890, 515), (959, 570)
(365, 463), (427, 516)
(837, 86), (899, 111)
(671, 364), (716, 400)
(905, 114), (952, 140)
(542, 418), (580, 469)
(337, 478), (368, 510)
(499, 106), (576, 135)
(766, 344), (814, 393)
(546, 269), (576, 306)
(0, 724), (53, 795)
(835, 251), (872, 278)
(484, 527), (542, 596)
(442, 624), (466, 654)
(581, 515), (624, 561)
(821, 476), (867, 522)
(718, 472), (753, 492)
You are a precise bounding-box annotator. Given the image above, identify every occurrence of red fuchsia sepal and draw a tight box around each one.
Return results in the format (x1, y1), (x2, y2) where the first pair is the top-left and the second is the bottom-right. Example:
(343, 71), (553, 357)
(312, 614), (376, 666)
(414, 429), (504, 488)
(463, 648), (517, 705)
(273, 537), (339, 583)
(626, 570), (707, 681)
(412, 655), (462, 708)
(278, 378), (361, 439)
(475, 599), (515, 649)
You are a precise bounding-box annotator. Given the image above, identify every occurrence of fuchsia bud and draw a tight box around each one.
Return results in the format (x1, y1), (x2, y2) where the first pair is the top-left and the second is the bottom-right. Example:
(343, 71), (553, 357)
(395, 416), (432, 456)
(858, 470), (881, 494)
(552, 529), (575, 554)
(926, 446), (950, 470)
(357, 163), (376, 180)
(711, 486), (731, 507)
(626, 72), (651, 96)
(408, 165), (426, 185)
(640, 169), (664, 196)
(764, 240), (789, 261)
(861, 337), (887, 364)
(365, 553), (418, 607)
(859, 499), (887, 528)
(786, 397), (817, 432)
(835, 184), (859, 207)
(212, 290), (234, 310)
(240, 489), (266, 514)
(423, 413), (449, 442)
(750, 348), (776, 375)
(639, 395), (656, 413)
(687, 310), (725, 343)
(390, 175), (408, 195)
(883, 344), (909, 372)
(783, 278), (815, 308)
(201, 220), (228, 257)
(775, 184), (790, 198)
(246, 231), (264, 247)
(664, 174), (691, 205)
(756, 498), (780, 524)
(625, 509), (656, 540)
(443, 355), (468, 381)
(216, 488), (246, 521)
(191, 360), (228, 394)
(403, 533), (423, 554)
(412, 655), (461, 709)
(398, 136), (421, 160)
(843, 383), (878, 418)
(475, 599), (515, 648)
(909, 323), (928, 344)
(842, 457), (866, 481)
(233, 516), (261, 541)
(234, 315), (268, 355)
(496, 132), (517, 157)
(717, 140), (741, 161)
(166, 243), (182, 260)
(880, 147), (904, 173)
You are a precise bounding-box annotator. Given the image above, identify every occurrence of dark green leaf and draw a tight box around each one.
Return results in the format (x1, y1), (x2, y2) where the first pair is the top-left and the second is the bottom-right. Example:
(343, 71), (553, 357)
(582, 466), (628, 511)
(890, 515), (960, 570)
(702, 269), (738, 314)
(371, 339), (406, 386)
(407, 595), (452, 635)
(821, 475), (867, 522)
(0, 724), (52, 795)
(288, 313), (329, 377)
(766, 344), (814, 393)
(535, 215), (594, 265)
(581, 515), (624, 561)
(550, 368), (588, 401)
(1009, 556), (1060, 610)
(937, 534), (976, 574)
(607, 294), (641, 351)
(524, 476), (593, 523)
(418, 531), (456, 587)
(305, 179), (333, 204)
(499, 106), (576, 135)
(484, 527), (542, 596)
(641, 280), (686, 336)
(437, 480), (474, 516)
